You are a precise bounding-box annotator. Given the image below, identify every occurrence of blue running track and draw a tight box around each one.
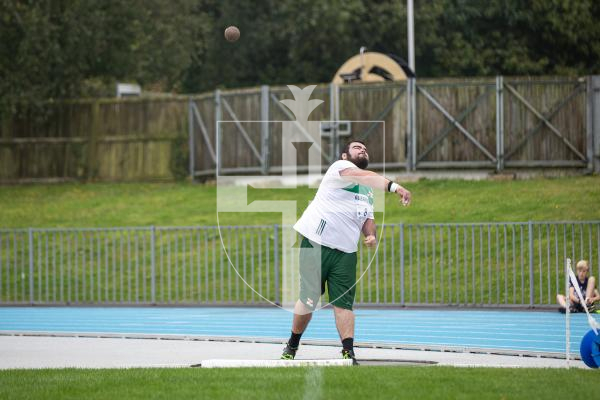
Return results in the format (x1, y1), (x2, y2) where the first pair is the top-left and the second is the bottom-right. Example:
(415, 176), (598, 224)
(0, 307), (594, 357)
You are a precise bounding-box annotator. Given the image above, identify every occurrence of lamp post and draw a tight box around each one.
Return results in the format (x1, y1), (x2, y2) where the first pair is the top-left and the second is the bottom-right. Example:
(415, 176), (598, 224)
(407, 0), (415, 73)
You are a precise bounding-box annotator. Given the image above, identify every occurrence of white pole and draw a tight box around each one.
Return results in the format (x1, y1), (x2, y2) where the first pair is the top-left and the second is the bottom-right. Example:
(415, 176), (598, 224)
(565, 258), (571, 369)
(407, 0), (415, 74)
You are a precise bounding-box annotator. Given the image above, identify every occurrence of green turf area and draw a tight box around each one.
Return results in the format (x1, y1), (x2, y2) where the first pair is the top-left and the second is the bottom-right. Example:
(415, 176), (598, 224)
(1, 176), (599, 228)
(0, 366), (598, 400)
(1, 177), (599, 304)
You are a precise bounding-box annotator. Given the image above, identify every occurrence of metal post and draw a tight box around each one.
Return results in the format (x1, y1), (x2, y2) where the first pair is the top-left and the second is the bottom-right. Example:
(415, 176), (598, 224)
(273, 224), (280, 305)
(188, 98), (196, 182)
(406, 80), (411, 172)
(528, 221), (534, 307)
(28, 229), (34, 304)
(407, 0), (415, 74)
(596, 76), (600, 173)
(261, 85), (270, 175)
(566, 258), (571, 367)
(151, 226), (156, 304)
(0, 235), (3, 301)
(587, 75), (600, 173)
(400, 223), (405, 305)
(215, 90), (222, 176)
(330, 83), (340, 160)
(587, 76), (593, 173)
(335, 84), (340, 158)
(496, 76), (504, 172)
(412, 78), (417, 171)
(329, 83), (336, 161)
(407, 78), (417, 171)
(87, 102), (100, 181)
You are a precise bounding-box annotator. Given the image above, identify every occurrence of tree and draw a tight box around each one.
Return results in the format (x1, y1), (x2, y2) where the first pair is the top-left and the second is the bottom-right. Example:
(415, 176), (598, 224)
(415, 0), (600, 77)
(0, 0), (204, 117)
(1, 0), (599, 118)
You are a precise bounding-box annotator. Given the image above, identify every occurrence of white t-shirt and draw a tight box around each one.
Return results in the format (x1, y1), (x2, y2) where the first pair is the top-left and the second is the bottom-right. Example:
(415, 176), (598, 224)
(293, 160), (375, 253)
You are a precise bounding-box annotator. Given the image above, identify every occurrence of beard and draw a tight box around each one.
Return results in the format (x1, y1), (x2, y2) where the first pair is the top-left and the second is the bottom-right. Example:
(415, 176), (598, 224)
(347, 154), (369, 169)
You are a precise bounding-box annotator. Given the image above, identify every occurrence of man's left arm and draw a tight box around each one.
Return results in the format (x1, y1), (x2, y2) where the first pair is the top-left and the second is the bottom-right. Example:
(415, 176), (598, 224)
(362, 218), (377, 247)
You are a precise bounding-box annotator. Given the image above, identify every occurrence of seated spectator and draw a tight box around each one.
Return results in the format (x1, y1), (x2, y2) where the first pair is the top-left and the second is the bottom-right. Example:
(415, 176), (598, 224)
(557, 260), (600, 313)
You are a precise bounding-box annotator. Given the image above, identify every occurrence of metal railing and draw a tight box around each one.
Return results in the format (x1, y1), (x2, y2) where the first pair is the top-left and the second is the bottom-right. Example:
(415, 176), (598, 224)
(1, 221), (598, 307)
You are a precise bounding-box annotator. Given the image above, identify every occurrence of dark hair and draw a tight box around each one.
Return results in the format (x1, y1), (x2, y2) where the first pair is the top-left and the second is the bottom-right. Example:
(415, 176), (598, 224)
(340, 140), (366, 160)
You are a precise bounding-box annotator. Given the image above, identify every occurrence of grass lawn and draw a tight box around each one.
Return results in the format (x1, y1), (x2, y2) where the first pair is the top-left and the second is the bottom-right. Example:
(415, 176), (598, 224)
(1, 176), (599, 228)
(0, 176), (599, 304)
(1, 178), (599, 394)
(0, 366), (599, 400)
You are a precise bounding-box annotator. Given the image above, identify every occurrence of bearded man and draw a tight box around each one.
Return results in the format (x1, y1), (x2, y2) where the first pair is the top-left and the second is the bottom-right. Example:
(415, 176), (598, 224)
(280, 140), (412, 365)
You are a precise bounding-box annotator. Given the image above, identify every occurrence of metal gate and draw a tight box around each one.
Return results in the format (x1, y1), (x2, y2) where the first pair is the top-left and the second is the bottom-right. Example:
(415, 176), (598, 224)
(188, 77), (599, 178)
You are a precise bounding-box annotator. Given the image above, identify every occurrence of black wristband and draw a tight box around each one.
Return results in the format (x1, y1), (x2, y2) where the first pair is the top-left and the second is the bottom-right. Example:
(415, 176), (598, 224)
(387, 180), (393, 192)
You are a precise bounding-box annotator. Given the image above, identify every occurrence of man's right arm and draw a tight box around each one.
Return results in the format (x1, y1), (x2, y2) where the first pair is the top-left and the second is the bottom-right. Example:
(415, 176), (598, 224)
(339, 167), (411, 206)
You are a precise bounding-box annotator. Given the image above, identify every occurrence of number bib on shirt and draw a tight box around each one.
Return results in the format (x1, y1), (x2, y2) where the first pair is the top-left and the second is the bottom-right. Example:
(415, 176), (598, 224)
(353, 192), (372, 221)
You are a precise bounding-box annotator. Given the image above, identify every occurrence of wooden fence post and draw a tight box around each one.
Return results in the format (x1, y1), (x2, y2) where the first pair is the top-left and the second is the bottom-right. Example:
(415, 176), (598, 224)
(87, 100), (100, 181)
(215, 90), (222, 176)
(406, 78), (416, 171)
(188, 98), (196, 181)
(496, 76), (505, 172)
(261, 86), (270, 175)
(588, 75), (600, 173)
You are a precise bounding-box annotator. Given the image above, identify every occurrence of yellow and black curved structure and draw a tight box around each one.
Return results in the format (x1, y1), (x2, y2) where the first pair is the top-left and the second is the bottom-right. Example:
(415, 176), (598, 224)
(332, 51), (414, 84)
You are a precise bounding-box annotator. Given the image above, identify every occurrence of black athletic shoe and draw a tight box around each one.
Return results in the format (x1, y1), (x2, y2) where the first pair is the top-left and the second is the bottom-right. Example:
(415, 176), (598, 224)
(281, 343), (298, 360)
(558, 307), (566, 314)
(341, 349), (359, 366)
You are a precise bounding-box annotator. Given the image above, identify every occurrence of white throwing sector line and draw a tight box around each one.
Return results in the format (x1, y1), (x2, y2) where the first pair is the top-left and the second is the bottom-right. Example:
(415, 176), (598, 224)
(302, 366), (323, 400)
(201, 359), (352, 368)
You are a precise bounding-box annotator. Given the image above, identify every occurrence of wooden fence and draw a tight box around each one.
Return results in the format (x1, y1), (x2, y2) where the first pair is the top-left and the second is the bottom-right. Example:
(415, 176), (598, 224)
(0, 97), (189, 182)
(191, 76), (598, 177)
(1, 76), (599, 183)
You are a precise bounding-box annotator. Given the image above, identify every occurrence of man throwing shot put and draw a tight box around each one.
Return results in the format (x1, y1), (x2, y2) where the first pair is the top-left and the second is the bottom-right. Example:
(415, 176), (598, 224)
(281, 140), (411, 365)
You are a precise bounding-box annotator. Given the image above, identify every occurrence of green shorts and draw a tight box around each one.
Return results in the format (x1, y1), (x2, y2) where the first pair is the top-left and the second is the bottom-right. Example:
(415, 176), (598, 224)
(299, 237), (357, 311)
